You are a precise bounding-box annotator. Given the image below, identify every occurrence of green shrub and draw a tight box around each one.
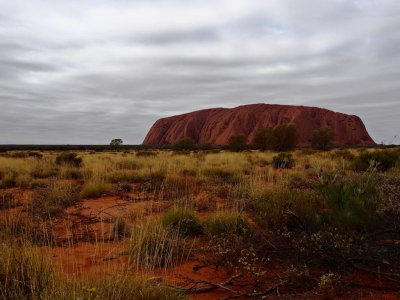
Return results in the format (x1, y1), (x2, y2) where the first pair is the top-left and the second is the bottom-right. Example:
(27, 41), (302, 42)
(318, 173), (379, 229)
(203, 211), (250, 236)
(30, 183), (80, 218)
(310, 127), (335, 150)
(352, 150), (399, 172)
(161, 207), (203, 237)
(55, 152), (82, 167)
(272, 153), (295, 169)
(80, 183), (112, 199)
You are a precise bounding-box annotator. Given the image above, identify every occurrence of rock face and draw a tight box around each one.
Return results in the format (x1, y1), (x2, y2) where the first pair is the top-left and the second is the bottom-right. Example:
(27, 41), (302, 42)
(143, 104), (375, 146)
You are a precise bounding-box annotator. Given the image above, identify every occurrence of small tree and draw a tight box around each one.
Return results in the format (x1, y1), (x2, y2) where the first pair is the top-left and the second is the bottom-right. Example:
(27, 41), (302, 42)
(110, 139), (123, 146)
(311, 127), (335, 150)
(172, 137), (197, 151)
(252, 128), (269, 151)
(228, 134), (247, 152)
(267, 124), (299, 151)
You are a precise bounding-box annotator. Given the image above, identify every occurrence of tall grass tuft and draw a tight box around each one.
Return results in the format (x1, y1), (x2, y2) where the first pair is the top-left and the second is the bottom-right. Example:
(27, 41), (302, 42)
(127, 219), (191, 269)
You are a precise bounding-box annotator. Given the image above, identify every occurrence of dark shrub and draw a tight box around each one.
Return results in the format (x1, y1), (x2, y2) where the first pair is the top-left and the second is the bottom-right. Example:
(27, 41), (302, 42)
(272, 153), (295, 169)
(55, 152), (82, 167)
(252, 128), (269, 151)
(267, 124), (300, 151)
(228, 134), (247, 152)
(136, 150), (157, 157)
(27, 151), (43, 158)
(352, 150), (399, 172)
(172, 138), (197, 151)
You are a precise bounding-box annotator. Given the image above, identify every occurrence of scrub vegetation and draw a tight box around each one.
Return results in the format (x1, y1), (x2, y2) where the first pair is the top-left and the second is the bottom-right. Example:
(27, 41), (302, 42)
(0, 146), (399, 299)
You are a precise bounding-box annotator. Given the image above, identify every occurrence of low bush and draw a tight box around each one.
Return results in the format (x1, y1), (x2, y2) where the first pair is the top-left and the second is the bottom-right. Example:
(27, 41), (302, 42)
(80, 183), (112, 199)
(161, 207), (203, 237)
(55, 152), (82, 167)
(352, 150), (399, 172)
(203, 211), (250, 236)
(272, 153), (295, 169)
(318, 172), (379, 229)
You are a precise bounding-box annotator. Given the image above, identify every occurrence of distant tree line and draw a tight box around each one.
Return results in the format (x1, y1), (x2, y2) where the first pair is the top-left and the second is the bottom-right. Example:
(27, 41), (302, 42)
(171, 124), (336, 152)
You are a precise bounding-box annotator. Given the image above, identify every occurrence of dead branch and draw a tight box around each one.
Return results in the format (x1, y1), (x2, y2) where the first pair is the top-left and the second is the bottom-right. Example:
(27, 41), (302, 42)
(166, 273), (242, 294)
(220, 280), (287, 299)
(352, 263), (400, 283)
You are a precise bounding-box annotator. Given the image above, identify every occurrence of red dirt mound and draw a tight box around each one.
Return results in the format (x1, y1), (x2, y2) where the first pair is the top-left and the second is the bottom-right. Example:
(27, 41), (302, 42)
(143, 104), (375, 146)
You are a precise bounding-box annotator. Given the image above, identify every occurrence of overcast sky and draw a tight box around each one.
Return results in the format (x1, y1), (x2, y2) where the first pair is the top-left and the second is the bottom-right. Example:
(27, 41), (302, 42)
(0, 0), (399, 144)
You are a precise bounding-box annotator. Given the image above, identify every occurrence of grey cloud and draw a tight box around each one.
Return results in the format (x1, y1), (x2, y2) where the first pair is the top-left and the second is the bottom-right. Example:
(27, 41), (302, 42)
(0, 0), (399, 144)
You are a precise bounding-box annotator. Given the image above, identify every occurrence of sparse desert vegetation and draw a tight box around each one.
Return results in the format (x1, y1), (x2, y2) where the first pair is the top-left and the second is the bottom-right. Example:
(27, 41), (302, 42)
(0, 147), (399, 299)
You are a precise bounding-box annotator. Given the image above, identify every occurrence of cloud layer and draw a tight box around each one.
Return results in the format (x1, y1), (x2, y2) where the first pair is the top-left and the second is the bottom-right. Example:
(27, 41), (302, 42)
(0, 0), (399, 144)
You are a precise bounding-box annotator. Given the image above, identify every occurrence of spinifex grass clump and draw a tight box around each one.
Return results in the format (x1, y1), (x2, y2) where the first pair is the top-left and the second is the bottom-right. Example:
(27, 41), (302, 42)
(161, 207), (203, 237)
(80, 182), (112, 199)
(0, 171), (17, 188)
(252, 187), (319, 229)
(0, 191), (18, 209)
(203, 211), (250, 236)
(30, 182), (80, 218)
(272, 153), (295, 169)
(0, 243), (58, 299)
(128, 219), (190, 269)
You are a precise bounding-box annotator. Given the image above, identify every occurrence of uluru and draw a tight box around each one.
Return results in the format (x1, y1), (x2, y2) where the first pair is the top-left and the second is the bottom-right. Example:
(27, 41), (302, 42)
(143, 104), (375, 146)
